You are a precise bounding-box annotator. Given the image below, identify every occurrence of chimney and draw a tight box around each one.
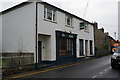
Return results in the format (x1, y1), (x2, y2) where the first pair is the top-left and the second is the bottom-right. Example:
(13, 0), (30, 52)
(105, 32), (109, 36)
(100, 27), (104, 32)
(93, 22), (98, 29)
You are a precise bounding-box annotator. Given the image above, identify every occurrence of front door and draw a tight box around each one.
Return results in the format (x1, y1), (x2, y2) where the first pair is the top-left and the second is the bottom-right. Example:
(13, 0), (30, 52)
(56, 31), (77, 64)
(38, 41), (42, 62)
(90, 40), (93, 55)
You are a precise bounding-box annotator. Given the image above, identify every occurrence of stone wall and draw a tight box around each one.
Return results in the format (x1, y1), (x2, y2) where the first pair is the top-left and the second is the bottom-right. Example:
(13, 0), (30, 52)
(2, 53), (34, 77)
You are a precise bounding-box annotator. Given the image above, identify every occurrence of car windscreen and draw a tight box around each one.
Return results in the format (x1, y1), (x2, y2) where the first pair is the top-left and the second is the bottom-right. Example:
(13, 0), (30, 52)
(115, 48), (120, 53)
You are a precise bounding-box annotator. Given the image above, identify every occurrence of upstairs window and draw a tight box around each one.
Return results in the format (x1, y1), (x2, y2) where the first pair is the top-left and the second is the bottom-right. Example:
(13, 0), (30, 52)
(84, 23), (89, 32)
(44, 7), (55, 21)
(65, 15), (72, 27)
(79, 21), (89, 32)
(79, 22), (85, 30)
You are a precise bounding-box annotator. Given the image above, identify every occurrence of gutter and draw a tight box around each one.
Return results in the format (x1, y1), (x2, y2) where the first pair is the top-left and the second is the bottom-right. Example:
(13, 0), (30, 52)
(35, 2), (38, 69)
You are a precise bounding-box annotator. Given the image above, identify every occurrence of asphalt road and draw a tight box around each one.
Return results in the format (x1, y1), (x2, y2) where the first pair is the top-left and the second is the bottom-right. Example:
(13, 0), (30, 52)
(6, 55), (120, 80)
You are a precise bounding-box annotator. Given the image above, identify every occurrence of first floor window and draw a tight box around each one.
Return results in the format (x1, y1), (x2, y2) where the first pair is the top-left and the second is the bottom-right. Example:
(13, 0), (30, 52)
(59, 38), (73, 56)
(84, 23), (89, 32)
(79, 22), (85, 30)
(79, 39), (84, 56)
(44, 7), (55, 21)
(79, 22), (89, 32)
(65, 15), (72, 26)
(47, 8), (52, 20)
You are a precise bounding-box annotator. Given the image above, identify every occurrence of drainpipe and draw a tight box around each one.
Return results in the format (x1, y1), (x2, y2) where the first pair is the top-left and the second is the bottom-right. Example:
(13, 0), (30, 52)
(35, 2), (38, 69)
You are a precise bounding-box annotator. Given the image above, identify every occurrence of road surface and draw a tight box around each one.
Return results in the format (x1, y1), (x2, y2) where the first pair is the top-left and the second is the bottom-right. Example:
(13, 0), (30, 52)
(5, 55), (120, 80)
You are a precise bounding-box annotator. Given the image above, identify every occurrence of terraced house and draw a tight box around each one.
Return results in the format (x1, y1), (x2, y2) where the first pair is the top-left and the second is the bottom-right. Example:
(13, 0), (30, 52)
(1, 0), (95, 70)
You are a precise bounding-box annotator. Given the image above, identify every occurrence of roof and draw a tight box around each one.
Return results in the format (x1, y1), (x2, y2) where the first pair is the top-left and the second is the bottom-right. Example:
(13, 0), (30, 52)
(1, 0), (93, 25)
(107, 36), (116, 41)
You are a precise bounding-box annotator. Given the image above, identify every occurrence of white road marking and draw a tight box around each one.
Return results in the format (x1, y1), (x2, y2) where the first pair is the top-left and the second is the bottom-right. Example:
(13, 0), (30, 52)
(92, 75), (97, 78)
(109, 67), (111, 69)
(92, 67), (111, 78)
(104, 69), (108, 71)
(99, 72), (103, 74)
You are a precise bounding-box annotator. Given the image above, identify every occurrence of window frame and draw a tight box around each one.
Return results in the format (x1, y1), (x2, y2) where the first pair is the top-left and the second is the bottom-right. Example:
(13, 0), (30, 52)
(44, 7), (56, 22)
(79, 21), (89, 32)
(79, 39), (84, 56)
(79, 22), (85, 30)
(90, 40), (93, 55)
(84, 23), (89, 32)
(65, 15), (72, 27)
(59, 37), (74, 57)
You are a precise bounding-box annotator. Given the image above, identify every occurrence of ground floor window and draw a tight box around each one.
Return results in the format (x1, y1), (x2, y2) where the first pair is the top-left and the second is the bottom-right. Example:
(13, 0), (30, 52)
(59, 38), (73, 56)
(90, 40), (93, 55)
(85, 40), (88, 56)
(79, 39), (84, 56)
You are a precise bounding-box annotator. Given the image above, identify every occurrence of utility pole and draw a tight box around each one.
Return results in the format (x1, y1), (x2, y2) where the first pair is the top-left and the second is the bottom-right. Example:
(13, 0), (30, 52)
(83, 0), (89, 18)
(114, 32), (116, 40)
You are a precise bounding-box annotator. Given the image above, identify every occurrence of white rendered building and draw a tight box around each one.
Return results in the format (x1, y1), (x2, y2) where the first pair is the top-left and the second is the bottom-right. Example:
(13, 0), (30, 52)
(1, 0), (95, 65)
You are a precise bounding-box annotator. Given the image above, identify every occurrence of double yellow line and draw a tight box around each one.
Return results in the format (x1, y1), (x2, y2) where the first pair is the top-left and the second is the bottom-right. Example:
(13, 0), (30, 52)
(4, 58), (95, 80)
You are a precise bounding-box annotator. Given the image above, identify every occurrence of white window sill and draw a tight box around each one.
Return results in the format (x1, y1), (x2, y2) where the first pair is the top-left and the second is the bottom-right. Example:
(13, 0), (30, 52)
(84, 30), (89, 33)
(65, 25), (74, 28)
(88, 54), (94, 56)
(78, 56), (85, 58)
(43, 19), (57, 24)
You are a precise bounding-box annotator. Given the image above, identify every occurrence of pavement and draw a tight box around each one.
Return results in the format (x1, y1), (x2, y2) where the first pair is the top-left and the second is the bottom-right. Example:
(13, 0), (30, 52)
(2, 55), (120, 80)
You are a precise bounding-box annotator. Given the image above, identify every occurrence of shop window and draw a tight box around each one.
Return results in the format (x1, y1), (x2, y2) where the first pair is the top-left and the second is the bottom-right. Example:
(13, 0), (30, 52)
(90, 40), (93, 55)
(79, 39), (84, 56)
(59, 38), (73, 56)
(85, 40), (88, 56)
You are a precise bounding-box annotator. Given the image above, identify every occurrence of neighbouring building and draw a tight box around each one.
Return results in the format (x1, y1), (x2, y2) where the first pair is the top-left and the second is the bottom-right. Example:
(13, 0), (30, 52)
(93, 22), (116, 56)
(1, 0), (95, 74)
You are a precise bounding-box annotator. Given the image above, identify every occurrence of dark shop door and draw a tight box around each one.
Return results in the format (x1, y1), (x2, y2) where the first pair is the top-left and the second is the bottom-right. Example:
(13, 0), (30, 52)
(38, 41), (42, 62)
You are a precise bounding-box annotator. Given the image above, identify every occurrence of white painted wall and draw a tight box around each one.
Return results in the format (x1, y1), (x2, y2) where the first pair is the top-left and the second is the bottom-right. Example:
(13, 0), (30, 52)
(2, 3), (36, 61)
(38, 35), (51, 61)
(0, 14), (2, 53)
(37, 3), (95, 60)
(2, 2), (94, 62)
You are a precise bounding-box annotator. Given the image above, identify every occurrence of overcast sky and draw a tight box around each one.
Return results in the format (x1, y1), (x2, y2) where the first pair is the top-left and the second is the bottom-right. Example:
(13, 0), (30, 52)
(0, 0), (119, 39)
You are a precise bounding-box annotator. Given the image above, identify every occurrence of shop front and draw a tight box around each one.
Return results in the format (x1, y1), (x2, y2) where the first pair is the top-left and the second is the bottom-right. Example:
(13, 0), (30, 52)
(56, 31), (77, 64)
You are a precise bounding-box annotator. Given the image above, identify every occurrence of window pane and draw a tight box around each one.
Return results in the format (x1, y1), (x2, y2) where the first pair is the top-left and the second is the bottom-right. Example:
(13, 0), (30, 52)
(53, 11), (55, 21)
(67, 17), (70, 25)
(47, 12), (52, 20)
(66, 16), (72, 26)
(90, 40), (93, 55)
(47, 8), (52, 20)
(44, 8), (46, 18)
(80, 22), (84, 30)
(59, 38), (73, 56)
(79, 39), (84, 56)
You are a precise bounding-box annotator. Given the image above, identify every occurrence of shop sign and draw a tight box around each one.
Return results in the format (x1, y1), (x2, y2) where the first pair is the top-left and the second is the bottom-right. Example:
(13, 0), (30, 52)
(62, 33), (74, 38)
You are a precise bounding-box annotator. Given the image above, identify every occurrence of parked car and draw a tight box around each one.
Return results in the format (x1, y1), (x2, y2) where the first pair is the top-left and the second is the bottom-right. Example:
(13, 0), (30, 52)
(111, 47), (120, 68)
